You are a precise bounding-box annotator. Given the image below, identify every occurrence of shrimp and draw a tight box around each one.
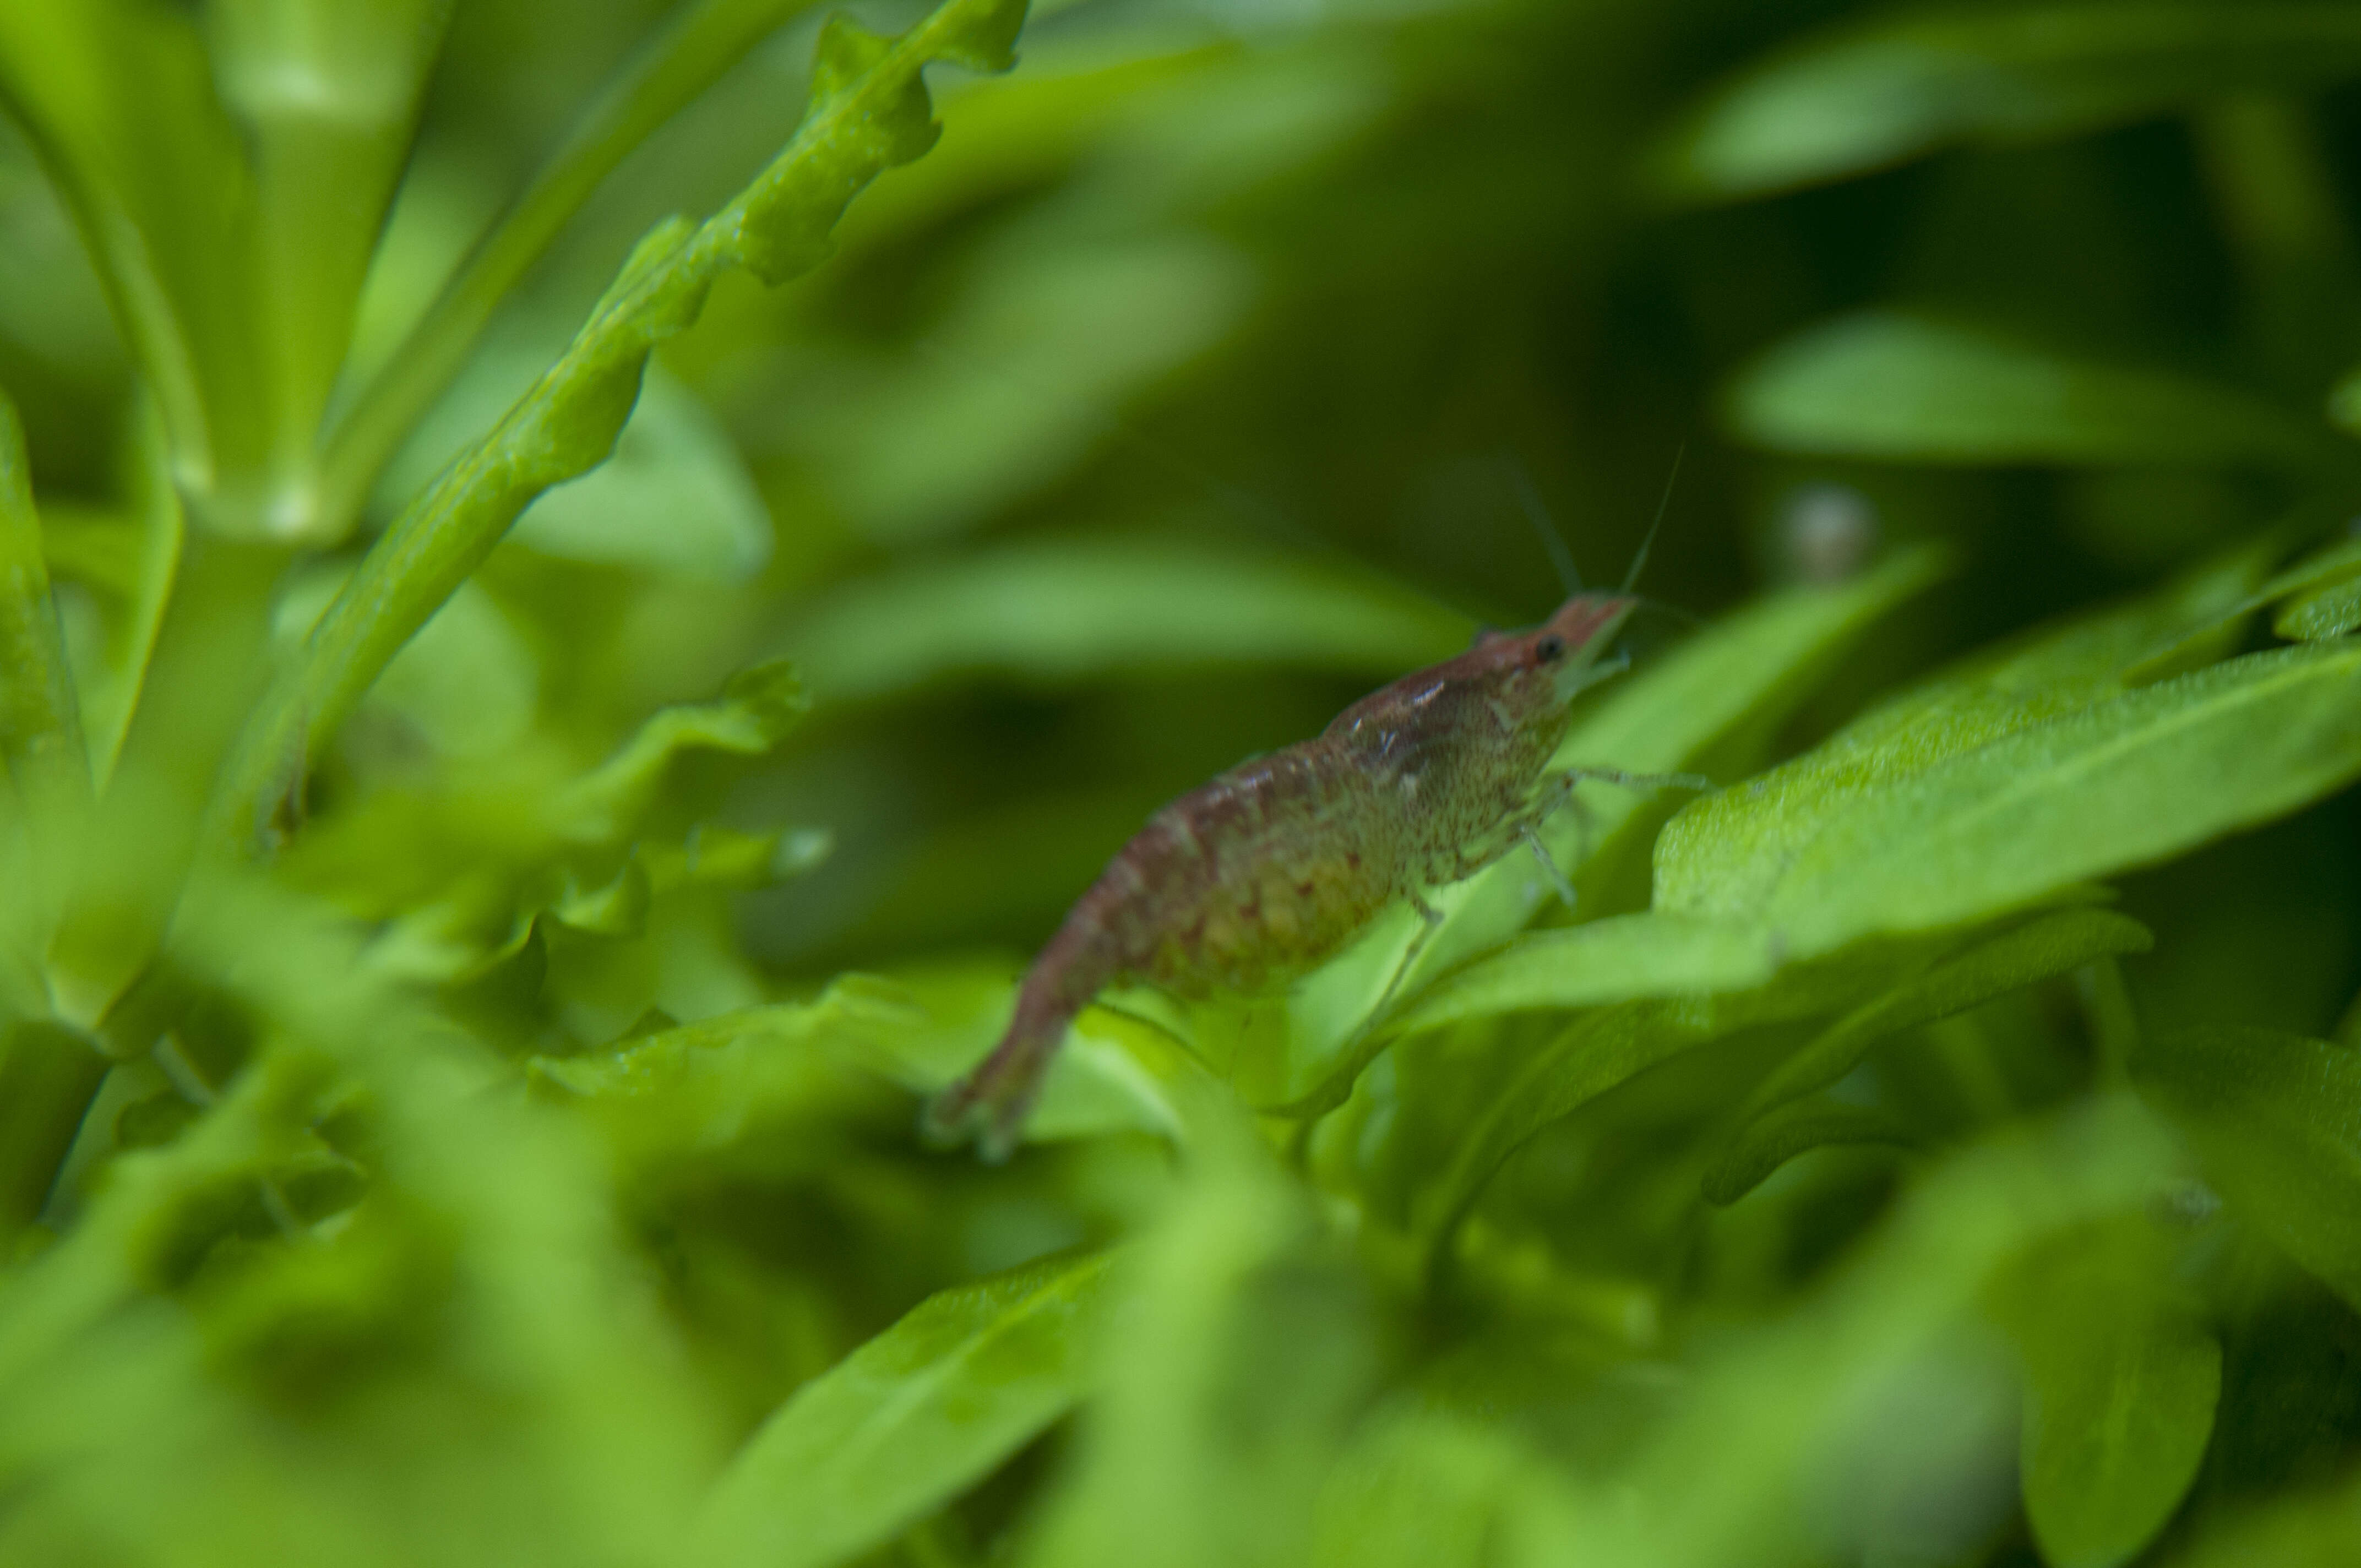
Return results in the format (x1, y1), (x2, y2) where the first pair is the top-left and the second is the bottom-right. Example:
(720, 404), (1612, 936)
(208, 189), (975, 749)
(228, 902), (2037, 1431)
(924, 590), (1704, 1158)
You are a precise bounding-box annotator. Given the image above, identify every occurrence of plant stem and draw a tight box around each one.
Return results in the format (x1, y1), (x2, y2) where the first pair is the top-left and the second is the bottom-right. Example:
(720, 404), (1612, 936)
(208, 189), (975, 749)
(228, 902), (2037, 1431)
(312, 0), (828, 537)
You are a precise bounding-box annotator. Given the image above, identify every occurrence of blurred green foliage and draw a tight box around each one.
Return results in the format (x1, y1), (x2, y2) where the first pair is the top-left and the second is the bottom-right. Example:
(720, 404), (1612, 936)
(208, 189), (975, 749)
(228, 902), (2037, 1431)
(8, 1), (2361, 1564)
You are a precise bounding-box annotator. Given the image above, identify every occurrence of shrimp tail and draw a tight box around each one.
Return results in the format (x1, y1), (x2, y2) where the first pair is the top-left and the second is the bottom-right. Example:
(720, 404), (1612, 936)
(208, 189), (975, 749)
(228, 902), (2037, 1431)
(921, 968), (1086, 1161)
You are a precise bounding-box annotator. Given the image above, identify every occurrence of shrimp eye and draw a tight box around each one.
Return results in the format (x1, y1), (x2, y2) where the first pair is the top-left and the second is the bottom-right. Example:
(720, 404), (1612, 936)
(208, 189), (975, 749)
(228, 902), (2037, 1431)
(1535, 634), (1567, 663)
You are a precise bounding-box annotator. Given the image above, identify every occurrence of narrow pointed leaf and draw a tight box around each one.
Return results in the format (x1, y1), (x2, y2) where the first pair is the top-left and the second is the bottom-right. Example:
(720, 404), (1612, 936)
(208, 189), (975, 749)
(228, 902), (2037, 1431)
(1725, 311), (2322, 468)
(1735, 908), (2153, 1122)
(684, 1248), (1116, 1568)
(1660, 641), (2361, 959)
(1702, 1097), (1918, 1206)
(780, 537), (1469, 704)
(1993, 1218), (2222, 1568)
(1658, 4), (2361, 202)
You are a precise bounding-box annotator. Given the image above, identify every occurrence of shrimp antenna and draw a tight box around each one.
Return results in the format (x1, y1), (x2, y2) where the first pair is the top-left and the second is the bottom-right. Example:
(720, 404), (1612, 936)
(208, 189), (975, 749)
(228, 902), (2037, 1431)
(1502, 457), (1582, 595)
(1622, 443), (1687, 594)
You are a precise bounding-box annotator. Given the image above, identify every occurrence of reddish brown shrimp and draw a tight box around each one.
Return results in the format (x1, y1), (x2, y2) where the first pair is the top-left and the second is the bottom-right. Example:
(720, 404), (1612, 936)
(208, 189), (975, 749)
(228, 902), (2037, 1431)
(926, 589), (1709, 1158)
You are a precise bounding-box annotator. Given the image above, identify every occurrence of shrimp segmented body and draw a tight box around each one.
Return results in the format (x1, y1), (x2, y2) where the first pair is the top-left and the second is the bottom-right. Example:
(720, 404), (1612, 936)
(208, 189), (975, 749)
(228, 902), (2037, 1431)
(928, 591), (1655, 1158)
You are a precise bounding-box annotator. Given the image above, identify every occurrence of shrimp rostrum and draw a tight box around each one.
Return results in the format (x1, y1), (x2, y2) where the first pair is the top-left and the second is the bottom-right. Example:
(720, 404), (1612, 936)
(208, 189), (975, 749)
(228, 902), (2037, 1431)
(927, 590), (1694, 1159)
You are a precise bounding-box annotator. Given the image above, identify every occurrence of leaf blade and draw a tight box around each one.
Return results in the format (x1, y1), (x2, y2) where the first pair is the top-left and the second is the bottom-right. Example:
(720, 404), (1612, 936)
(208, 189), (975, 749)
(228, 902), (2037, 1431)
(687, 1248), (1116, 1568)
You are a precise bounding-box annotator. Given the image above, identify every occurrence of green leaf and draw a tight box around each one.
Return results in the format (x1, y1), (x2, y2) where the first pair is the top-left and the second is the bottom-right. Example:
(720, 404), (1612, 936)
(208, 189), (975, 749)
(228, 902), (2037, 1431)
(685, 1248), (1114, 1568)
(2276, 568), (2361, 640)
(1991, 1217), (2221, 1568)
(209, 0), (1031, 858)
(1657, 640), (2361, 960)
(1412, 972), (1876, 1270)
(553, 660), (809, 843)
(1701, 1097), (1919, 1207)
(1383, 913), (1785, 1039)
(780, 537), (1470, 704)
(1724, 311), (2324, 468)
(1651, 541), (2270, 933)
(1657, 4), (2361, 202)
(2135, 1025), (2361, 1309)
(1732, 908), (2153, 1125)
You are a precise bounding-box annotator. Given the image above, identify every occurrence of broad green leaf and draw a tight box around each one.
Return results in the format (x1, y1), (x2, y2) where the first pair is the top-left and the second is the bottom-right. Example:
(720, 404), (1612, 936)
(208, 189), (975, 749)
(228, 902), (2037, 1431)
(320, 0), (831, 530)
(2135, 1025), (2361, 1309)
(686, 1248), (1116, 1568)
(1733, 908), (2153, 1124)
(1701, 1097), (1918, 1206)
(1992, 1217), (2221, 1568)
(1724, 311), (2322, 468)
(1657, 4), (2361, 202)
(780, 537), (1469, 704)
(553, 660), (809, 843)
(1658, 640), (2361, 959)
(209, 0), (1032, 858)
(1650, 542), (2271, 932)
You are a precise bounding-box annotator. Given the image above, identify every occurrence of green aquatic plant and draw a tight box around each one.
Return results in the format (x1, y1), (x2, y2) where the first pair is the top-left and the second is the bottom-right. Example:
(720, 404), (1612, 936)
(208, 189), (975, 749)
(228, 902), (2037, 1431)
(8, 2), (2361, 1565)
